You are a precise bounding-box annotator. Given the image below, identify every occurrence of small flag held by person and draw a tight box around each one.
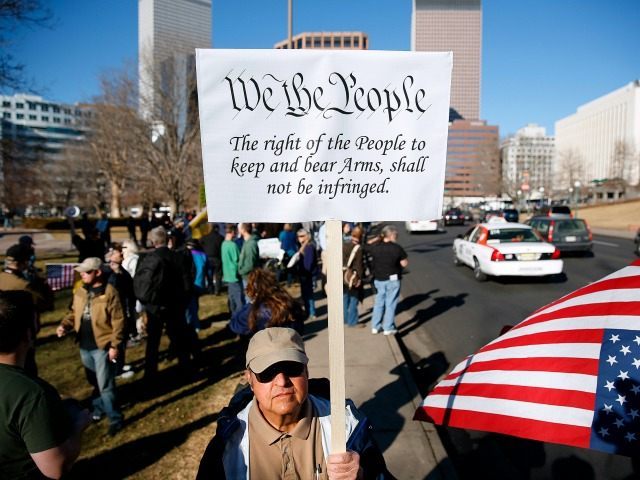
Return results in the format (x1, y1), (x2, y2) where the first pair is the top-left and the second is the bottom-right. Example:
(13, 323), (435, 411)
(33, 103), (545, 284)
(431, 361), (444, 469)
(46, 263), (77, 291)
(415, 260), (640, 456)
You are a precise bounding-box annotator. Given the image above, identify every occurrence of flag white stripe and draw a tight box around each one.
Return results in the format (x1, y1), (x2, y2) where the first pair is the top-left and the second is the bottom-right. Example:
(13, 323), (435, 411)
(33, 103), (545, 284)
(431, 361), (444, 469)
(422, 394), (595, 428)
(450, 343), (601, 375)
(598, 266), (640, 282)
(487, 316), (640, 348)
(440, 370), (597, 393)
(532, 288), (640, 318)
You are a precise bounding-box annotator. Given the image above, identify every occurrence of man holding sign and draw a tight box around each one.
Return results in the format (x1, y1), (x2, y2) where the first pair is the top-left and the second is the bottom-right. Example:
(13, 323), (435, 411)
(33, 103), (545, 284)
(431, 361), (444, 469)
(196, 327), (391, 479)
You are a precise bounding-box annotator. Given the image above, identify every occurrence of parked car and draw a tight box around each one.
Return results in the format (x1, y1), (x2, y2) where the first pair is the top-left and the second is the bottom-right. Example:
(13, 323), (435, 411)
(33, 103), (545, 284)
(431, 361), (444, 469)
(526, 216), (593, 254)
(453, 217), (563, 282)
(634, 228), (640, 256)
(405, 219), (440, 234)
(502, 208), (519, 223)
(539, 204), (572, 217)
(444, 208), (465, 226)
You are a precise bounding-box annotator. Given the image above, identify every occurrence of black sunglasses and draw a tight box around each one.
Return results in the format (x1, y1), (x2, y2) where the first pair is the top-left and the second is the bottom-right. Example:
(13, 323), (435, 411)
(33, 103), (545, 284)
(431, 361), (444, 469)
(251, 361), (305, 383)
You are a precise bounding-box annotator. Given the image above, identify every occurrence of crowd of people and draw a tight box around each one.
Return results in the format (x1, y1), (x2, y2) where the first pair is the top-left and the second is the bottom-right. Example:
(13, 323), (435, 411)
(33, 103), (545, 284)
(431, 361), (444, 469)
(1, 214), (409, 478)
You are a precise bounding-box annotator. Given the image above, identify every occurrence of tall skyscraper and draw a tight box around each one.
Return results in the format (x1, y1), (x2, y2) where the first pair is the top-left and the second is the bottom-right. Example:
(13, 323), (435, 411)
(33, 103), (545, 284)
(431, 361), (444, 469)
(138, 0), (212, 117)
(412, 0), (481, 120)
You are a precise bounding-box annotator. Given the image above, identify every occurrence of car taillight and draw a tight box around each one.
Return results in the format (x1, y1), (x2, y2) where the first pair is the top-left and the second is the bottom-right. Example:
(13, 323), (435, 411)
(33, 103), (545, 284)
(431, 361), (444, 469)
(548, 221), (555, 242)
(491, 249), (505, 261)
(551, 249), (561, 259)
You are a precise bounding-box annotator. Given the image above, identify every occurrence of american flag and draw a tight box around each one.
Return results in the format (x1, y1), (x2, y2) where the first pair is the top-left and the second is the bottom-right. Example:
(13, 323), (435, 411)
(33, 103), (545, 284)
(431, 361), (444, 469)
(415, 259), (640, 455)
(46, 263), (77, 291)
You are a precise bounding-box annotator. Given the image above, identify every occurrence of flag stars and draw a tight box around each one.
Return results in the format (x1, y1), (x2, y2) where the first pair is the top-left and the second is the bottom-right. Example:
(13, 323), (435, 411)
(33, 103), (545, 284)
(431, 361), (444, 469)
(610, 334), (621, 344)
(625, 432), (636, 442)
(632, 385), (640, 395)
(616, 394), (627, 406)
(633, 358), (640, 369)
(615, 418), (625, 428)
(603, 403), (613, 414)
(620, 345), (631, 356)
(634, 336), (640, 346)
(604, 380), (616, 392)
(630, 409), (639, 420)
(618, 370), (630, 381)
(599, 427), (609, 437)
(607, 356), (618, 366)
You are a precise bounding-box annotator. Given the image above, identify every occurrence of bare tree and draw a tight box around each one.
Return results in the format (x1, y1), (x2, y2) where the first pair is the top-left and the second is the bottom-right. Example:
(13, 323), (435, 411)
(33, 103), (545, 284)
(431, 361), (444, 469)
(609, 140), (634, 183)
(556, 148), (585, 190)
(0, 0), (53, 91)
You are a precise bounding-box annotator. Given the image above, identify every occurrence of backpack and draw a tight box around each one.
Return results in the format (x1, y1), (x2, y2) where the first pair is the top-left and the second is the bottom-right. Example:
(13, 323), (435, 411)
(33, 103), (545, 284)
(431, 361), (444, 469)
(343, 245), (361, 289)
(133, 253), (166, 307)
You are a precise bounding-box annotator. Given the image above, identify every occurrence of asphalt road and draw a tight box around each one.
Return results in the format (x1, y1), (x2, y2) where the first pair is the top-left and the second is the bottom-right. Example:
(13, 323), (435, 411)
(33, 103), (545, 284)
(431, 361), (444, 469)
(391, 223), (639, 480)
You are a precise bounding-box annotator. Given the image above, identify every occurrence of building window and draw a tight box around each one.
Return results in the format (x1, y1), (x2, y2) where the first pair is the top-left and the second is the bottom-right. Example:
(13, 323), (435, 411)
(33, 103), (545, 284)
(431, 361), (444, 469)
(344, 38), (351, 48)
(2, 101), (10, 107)
(333, 37), (341, 47)
(41, 115), (49, 121)
(16, 102), (24, 109)
(29, 114), (36, 120)
(41, 104), (49, 112)
(305, 38), (311, 48)
(354, 37), (360, 48)
(2, 112), (10, 119)
(64, 108), (71, 115)
(64, 118), (71, 124)
(75, 109), (81, 115)
(297, 38), (302, 49)
(323, 38), (331, 48)
(53, 117), (61, 123)
(52, 106), (60, 113)
(28, 102), (36, 110)
(313, 36), (321, 48)
(16, 113), (24, 119)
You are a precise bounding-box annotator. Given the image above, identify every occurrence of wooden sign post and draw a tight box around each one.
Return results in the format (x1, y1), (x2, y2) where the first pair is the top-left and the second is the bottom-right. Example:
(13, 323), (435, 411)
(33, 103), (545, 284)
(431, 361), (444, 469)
(195, 49), (452, 453)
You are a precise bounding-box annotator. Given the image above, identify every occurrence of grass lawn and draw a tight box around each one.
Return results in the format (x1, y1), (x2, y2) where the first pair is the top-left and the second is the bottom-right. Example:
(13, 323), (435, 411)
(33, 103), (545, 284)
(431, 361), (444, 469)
(36, 281), (245, 479)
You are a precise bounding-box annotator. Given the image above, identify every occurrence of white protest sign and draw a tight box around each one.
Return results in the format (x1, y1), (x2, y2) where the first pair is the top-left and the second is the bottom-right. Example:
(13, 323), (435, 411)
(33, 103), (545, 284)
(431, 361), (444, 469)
(196, 49), (452, 222)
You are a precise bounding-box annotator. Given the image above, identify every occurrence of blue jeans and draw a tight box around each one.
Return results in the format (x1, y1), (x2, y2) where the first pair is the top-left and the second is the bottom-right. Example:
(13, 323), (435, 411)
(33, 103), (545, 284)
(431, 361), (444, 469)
(371, 279), (401, 332)
(185, 295), (201, 330)
(79, 348), (123, 426)
(300, 276), (316, 318)
(227, 281), (244, 315)
(343, 293), (359, 326)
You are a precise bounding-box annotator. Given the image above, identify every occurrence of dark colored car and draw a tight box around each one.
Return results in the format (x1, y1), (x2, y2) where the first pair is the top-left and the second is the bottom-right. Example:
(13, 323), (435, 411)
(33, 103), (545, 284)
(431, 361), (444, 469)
(502, 208), (519, 223)
(539, 205), (572, 217)
(635, 228), (640, 256)
(444, 208), (465, 226)
(526, 216), (593, 254)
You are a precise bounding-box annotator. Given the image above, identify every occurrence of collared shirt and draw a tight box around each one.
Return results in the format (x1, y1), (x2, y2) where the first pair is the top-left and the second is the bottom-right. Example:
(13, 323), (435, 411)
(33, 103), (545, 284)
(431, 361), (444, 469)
(248, 399), (327, 479)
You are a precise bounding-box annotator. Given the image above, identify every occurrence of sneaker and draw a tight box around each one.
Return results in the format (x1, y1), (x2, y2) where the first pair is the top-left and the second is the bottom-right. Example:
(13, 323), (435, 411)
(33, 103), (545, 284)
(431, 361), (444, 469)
(91, 413), (102, 422)
(383, 329), (398, 336)
(107, 423), (123, 437)
(118, 371), (135, 380)
(371, 328), (380, 334)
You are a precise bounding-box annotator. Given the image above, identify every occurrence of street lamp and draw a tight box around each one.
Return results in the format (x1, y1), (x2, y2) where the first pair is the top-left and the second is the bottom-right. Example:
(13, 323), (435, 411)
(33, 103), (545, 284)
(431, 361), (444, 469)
(539, 187), (545, 209)
(573, 181), (581, 218)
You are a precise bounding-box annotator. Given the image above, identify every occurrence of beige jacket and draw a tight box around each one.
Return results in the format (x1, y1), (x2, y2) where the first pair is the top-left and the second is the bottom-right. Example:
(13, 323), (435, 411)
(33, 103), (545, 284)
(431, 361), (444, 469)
(61, 283), (125, 350)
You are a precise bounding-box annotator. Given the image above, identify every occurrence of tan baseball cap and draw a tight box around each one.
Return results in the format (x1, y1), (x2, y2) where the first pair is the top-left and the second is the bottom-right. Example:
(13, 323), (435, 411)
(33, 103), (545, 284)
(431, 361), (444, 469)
(75, 257), (102, 273)
(246, 327), (308, 374)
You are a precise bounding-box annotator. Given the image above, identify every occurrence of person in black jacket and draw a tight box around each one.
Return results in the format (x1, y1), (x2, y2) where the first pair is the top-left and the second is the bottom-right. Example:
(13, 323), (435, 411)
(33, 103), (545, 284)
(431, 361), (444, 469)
(200, 224), (224, 295)
(133, 226), (198, 382)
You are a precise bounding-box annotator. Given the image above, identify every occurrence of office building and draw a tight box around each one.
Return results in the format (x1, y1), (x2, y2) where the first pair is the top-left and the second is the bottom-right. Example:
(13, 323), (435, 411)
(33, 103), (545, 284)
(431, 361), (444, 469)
(501, 124), (555, 198)
(445, 119), (499, 200)
(0, 94), (88, 208)
(412, 0), (481, 120)
(274, 32), (369, 50)
(555, 80), (640, 188)
(138, 0), (212, 117)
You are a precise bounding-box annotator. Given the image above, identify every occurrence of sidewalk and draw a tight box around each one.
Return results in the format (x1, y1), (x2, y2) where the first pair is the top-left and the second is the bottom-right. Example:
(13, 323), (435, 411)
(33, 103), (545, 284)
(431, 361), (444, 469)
(304, 289), (454, 480)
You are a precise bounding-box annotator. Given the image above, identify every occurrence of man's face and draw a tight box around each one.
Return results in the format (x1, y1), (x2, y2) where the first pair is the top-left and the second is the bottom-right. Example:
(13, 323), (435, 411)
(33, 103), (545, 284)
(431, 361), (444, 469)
(80, 269), (99, 285)
(247, 361), (308, 421)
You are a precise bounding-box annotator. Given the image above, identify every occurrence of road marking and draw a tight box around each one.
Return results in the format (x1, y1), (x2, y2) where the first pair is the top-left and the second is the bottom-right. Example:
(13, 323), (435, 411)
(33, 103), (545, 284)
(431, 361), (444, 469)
(593, 240), (619, 247)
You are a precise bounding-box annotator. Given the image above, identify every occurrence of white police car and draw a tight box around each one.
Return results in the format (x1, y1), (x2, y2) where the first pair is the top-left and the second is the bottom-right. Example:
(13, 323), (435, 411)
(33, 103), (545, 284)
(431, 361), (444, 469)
(453, 218), (563, 281)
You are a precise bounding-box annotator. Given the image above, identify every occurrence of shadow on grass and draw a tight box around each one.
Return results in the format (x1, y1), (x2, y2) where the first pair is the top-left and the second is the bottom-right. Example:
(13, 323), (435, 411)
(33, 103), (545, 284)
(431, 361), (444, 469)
(68, 412), (219, 479)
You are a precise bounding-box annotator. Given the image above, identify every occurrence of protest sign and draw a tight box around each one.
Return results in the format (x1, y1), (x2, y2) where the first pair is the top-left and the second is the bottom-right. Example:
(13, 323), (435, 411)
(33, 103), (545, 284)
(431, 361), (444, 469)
(196, 49), (452, 222)
(196, 49), (452, 454)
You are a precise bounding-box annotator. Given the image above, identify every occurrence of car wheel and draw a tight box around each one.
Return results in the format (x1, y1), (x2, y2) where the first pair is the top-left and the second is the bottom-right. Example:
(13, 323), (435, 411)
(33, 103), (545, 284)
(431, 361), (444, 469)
(473, 258), (487, 282)
(636, 243), (640, 256)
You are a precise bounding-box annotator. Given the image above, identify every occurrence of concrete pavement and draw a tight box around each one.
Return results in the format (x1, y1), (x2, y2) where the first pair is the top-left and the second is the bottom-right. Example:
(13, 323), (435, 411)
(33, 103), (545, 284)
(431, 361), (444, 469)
(304, 288), (455, 480)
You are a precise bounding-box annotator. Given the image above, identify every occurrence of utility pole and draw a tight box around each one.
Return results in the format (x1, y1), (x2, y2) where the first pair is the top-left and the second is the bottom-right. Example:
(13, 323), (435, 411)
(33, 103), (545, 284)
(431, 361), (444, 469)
(288, 0), (293, 49)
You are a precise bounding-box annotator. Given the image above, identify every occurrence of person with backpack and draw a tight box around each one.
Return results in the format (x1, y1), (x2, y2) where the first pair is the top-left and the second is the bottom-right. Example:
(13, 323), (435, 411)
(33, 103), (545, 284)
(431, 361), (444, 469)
(343, 226), (365, 328)
(133, 226), (198, 382)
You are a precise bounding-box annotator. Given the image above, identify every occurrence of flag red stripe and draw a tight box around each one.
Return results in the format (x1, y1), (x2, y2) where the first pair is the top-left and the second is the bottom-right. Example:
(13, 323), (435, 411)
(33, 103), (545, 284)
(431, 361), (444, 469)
(529, 276), (640, 316)
(515, 302), (640, 330)
(430, 383), (596, 410)
(481, 329), (604, 353)
(414, 407), (591, 448)
(446, 357), (600, 379)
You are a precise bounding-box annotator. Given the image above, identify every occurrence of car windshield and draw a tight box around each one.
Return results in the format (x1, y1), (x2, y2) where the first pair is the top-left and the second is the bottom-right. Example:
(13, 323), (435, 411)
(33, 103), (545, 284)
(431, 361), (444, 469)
(556, 220), (587, 233)
(486, 228), (540, 243)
